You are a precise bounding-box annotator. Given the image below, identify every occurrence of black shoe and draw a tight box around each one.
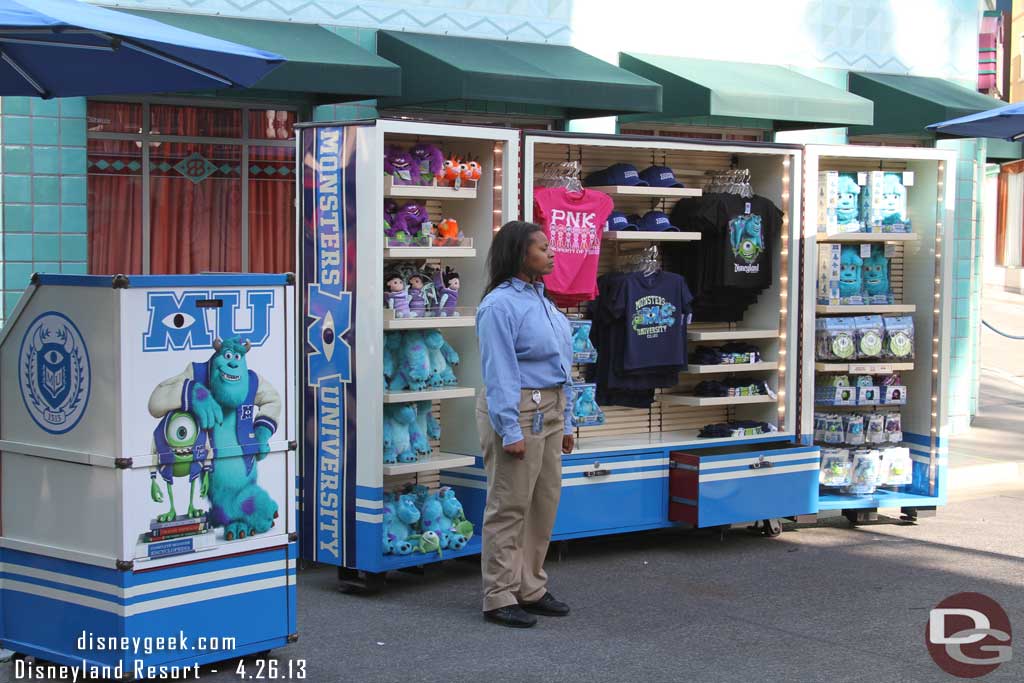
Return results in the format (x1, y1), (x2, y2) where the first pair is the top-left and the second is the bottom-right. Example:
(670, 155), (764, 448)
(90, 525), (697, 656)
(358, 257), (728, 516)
(484, 605), (537, 628)
(520, 592), (570, 617)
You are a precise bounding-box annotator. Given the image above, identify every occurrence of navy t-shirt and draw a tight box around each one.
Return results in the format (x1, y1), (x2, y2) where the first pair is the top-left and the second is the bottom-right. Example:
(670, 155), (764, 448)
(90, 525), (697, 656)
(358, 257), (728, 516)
(611, 271), (693, 372)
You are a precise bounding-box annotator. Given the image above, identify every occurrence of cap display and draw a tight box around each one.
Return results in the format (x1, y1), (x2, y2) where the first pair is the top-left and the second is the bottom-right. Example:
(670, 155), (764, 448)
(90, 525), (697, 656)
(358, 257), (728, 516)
(606, 210), (639, 231)
(584, 163), (647, 187)
(637, 210), (679, 232)
(640, 165), (684, 188)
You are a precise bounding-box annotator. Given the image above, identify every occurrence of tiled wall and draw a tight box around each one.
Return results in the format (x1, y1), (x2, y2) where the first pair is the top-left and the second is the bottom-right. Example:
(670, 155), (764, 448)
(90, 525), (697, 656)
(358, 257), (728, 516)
(0, 97), (88, 325)
(939, 138), (986, 433)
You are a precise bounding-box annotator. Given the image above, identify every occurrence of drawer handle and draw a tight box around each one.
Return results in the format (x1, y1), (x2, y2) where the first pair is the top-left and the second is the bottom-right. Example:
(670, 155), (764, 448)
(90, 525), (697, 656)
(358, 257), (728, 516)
(584, 469), (610, 478)
(749, 456), (773, 470)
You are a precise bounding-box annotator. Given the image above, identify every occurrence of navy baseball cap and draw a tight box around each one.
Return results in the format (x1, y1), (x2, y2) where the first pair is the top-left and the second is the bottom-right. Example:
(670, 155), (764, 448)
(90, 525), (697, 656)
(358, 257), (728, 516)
(584, 163), (647, 187)
(640, 165), (684, 188)
(638, 210), (679, 232)
(606, 211), (638, 231)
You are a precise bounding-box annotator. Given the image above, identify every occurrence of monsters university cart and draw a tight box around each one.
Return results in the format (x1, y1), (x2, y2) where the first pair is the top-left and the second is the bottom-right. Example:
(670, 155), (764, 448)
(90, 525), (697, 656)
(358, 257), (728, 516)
(0, 274), (297, 675)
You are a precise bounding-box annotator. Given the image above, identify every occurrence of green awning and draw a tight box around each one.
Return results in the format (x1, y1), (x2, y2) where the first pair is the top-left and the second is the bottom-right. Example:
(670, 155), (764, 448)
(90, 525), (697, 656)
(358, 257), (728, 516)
(120, 10), (401, 101)
(376, 31), (662, 119)
(618, 53), (873, 130)
(849, 72), (1001, 136)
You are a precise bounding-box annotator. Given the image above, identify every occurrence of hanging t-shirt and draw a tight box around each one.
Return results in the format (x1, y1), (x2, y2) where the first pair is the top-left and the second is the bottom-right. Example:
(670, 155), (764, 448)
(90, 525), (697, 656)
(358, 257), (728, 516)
(610, 270), (693, 372)
(534, 187), (614, 302)
(694, 194), (782, 291)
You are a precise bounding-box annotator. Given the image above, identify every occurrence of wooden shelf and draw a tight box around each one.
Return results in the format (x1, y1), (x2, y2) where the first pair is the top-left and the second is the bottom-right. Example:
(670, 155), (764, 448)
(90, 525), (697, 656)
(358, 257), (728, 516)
(814, 362), (914, 373)
(384, 176), (477, 200)
(688, 328), (778, 342)
(383, 387), (476, 403)
(603, 230), (701, 242)
(659, 394), (776, 407)
(384, 246), (476, 259)
(818, 232), (919, 243)
(382, 452), (477, 476)
(683, 361), (779, 374)
(816, 304), (916, 314)
(384, 315), (475, 330)
(587, 185), (702, 199)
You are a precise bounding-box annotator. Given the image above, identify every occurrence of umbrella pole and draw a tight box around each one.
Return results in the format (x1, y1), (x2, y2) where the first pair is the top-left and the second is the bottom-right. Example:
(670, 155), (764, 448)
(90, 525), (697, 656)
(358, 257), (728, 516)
(0, 49), (48, 98)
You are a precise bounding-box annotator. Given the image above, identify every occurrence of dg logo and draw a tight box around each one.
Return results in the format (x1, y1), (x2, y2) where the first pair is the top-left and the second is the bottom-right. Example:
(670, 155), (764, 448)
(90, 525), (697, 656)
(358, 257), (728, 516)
(927, 592), (1013, 678)
(18, 311), (92, 434)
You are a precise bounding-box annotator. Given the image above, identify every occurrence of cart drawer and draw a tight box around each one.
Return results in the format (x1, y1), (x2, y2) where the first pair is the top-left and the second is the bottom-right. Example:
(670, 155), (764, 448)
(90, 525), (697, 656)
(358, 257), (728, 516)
(553, 451), (668, 537)
(669, 443), (819, 528)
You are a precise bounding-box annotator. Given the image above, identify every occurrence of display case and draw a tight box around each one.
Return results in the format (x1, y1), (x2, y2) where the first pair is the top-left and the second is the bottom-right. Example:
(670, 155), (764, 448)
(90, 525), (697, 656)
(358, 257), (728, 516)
(297, 120), (519, 585)
(802, 145), (954, 523)
(0, 273), (297, 672)
(439, 131), (812, 540)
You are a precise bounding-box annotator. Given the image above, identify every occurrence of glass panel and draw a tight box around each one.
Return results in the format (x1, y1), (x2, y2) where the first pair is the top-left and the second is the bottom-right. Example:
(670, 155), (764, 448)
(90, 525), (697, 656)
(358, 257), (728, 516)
(249, 145), (296, 273)
(248, 109), (297, 141)
(149, 142), (242, 274)
(88, 137), (143, 274)
(149, 104), (242, 138)
(87, 101), (143, 135)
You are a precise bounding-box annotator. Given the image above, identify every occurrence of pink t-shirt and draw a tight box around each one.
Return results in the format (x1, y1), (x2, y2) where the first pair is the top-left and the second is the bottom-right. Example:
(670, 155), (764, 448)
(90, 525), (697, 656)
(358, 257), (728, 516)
(533, 187), (614, 302)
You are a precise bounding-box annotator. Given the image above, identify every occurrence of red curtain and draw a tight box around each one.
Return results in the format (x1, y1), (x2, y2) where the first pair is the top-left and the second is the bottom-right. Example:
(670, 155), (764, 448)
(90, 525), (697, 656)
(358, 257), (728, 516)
(249, 145), (296, 273)
(87, 136), (143, 275)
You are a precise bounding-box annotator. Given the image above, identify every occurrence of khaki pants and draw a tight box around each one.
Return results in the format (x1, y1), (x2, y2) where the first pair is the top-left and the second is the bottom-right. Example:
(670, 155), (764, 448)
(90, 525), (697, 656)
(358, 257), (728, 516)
(476, 388), (565, 612)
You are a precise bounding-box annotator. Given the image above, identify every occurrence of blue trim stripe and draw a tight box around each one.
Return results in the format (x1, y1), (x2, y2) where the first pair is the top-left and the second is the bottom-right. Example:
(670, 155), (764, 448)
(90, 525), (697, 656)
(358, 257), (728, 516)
(32, 274), (114, 287)
(695, 456), (820, 476)
(356, 485), (383, 500)
(445, 470), (487, 482)
(903, 431), (944, 448)
(355, 505), (381, 516)
(33, 274), (290, 288)
(695, 446), (817, 464)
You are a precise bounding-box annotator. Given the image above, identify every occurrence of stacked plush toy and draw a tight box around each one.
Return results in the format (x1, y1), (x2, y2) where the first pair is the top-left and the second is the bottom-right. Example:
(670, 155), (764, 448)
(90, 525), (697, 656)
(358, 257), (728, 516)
(382, 200), (467, 248)
(382, 401), (440, 464)
(383, 329), (459, 391)
(384, 144), (483, 188)
(817, 244), (892, 305)
(381, 485), (475, 557)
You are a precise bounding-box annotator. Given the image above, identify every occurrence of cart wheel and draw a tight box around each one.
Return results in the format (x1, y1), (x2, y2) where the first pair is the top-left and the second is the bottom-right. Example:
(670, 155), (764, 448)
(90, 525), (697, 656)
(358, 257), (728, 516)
(761, 518), (782, 537)
(338, 569), (386, 595)
(707, 524), (729, 542)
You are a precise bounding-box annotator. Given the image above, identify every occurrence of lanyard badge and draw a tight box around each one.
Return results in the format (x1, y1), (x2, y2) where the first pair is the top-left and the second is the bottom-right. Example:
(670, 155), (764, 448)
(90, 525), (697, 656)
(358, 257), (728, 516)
(531, 390), (543, 434)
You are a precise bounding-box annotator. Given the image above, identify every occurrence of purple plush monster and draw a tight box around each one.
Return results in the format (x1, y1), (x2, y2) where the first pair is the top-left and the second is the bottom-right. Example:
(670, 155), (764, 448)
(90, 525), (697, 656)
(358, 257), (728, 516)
(410, 143), (445, 185)
(384, 146), (420, 185)
(392, 202), (429, 245)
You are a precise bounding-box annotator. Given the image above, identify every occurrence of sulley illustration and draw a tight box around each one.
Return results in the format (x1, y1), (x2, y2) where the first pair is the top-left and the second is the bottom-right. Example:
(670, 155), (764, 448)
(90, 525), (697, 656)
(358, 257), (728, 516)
(729, 214), (764, 264)
(148, 337), (281, 541)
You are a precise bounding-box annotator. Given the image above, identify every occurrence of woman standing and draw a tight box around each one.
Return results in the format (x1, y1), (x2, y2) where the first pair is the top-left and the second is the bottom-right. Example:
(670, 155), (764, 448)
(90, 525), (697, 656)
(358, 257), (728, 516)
(475, 221), (575, 628)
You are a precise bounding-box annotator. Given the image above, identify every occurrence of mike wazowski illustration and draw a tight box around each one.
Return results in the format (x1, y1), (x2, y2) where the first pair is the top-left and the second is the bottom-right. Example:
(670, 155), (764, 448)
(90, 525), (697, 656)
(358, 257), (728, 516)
(148, 337), (281, 541)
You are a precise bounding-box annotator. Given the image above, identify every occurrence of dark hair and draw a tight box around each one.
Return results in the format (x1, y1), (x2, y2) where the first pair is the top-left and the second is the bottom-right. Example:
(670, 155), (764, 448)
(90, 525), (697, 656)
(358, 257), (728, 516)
(443, 266), (460, 287)
(484, 221), (545, 296)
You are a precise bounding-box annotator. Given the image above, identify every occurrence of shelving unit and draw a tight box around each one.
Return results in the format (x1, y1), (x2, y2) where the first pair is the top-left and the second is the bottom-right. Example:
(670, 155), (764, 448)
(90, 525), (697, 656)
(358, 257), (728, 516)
(602, 230), (701, 242)
(683, 361), (779, 374)
(816, 304), (917, 314)
(384, 176), (478, 200)
(818, 233), (920, 243)
(660, 394), (776, 407)
(803, 144), (955, 521)
(688, 328), (779, 342)
(586, 185), (702, 199)
(300, 120), (520, 578)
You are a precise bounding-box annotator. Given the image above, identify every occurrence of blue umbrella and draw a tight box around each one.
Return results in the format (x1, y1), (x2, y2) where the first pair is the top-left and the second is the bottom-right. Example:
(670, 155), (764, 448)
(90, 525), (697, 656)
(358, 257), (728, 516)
(926, 100), (1024, 140)
(0, 0), (284, 98)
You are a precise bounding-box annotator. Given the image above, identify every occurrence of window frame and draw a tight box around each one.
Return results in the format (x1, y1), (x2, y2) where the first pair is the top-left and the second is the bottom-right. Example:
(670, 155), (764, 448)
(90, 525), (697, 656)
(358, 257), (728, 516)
(87, 97), (298, 274)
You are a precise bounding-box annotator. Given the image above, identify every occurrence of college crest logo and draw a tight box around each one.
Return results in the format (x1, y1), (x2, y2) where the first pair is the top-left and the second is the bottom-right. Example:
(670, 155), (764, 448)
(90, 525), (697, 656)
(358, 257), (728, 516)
(19, 312), (91, 434)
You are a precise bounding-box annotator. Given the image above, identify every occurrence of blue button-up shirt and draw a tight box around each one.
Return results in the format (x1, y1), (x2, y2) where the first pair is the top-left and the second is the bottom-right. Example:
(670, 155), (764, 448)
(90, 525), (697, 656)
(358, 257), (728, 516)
(477, 278), (573, 446)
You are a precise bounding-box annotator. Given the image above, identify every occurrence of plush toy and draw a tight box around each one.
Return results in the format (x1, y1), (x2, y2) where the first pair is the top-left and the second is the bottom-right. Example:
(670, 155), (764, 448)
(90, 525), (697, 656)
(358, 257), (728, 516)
(383, 331), (402, 389)
(433, 218), (461, 247)
(407, 401), (433, 456)
(415, 530), (443, 557)
(382, 493), (420, 555)
(414, 400), (441, 447)
(419, 491), (468, 551)
(465, 159), (482, 182)
(862, 245), (890, 300)
(384, 145), (420, 186)
(423, 329), (459, 387)
(384, 199), (399, 226)
(440, 487), (473, 547)
(387, 330), (430, 391)
(410, 143), (445, 185)
(836, 174), (861, 228)
(433, 266), (460, 316)
(439, 155), (462, 187)
(572, 384), (605, 426)
(392, 202), (430, 246)
(382, 405), (400, 464)
(387, 403), (419, 463)
(406, 272), (430, 318)
(838, 246), (863, 298)
(384, 271), (411, 318)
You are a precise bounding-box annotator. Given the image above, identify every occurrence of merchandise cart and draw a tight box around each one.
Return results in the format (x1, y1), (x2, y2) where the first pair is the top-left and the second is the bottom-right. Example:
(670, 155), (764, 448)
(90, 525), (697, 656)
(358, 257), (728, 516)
(802, 144), (954, 523)
(0, 273), (297, 673)
(297, 120), (519, 591)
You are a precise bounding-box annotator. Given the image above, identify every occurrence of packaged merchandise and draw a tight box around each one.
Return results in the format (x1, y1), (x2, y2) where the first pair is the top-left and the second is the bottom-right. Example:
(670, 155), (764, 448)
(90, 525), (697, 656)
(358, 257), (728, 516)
(884, 412), (903, 443)
(816, 383), (857, 406)
(844, 414), (865, 445)
(856, 386), (880, 405)
(570, 383), (606, 427)
(818, 171), (862, 234)
(862, 245), (893, 304)
(865, 413), (887, 444)
(879, 447), (913, 487)
(816, 317), (857, 361)
(820, 448), (853, 487)
(571, 320), (598, 364)
(698, 420), (777, 438)
(845, 449), (882, 495)
(881, 385), (907, 405)
(861, 171), (911, 232)
(854, 315), (885, 359)
(817, 244), (866, 305)
(883, 316), (915, 360)
(814, 413), (845, 444)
